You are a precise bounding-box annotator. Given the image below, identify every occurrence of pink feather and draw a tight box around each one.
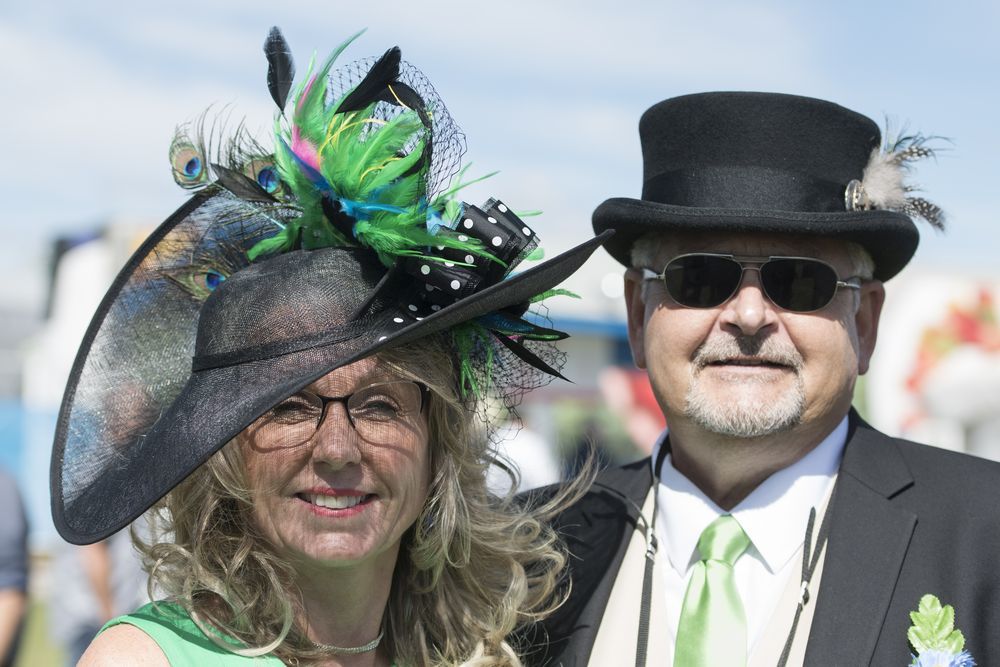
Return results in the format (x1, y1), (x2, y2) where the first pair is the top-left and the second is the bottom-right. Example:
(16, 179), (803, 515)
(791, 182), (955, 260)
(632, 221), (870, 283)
(291, 127), (321, 171)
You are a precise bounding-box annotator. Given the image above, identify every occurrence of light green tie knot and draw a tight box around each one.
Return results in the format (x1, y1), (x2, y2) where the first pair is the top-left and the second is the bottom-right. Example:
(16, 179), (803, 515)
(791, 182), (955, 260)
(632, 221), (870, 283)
(697, 514), (750, 565)
(673, 515), (751, 667)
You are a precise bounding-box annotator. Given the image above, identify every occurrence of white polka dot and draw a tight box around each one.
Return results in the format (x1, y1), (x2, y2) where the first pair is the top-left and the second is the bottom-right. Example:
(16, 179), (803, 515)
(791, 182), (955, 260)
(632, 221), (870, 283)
(464, 219), (474, 229)
(425, 284), (435, 291)
(522, 227), (532, 236)
(498, 203), (508, 212)
(378, 336), (388, 341)
(445, 261), (454, 268)
(393, 317), (404, 323)
(458, 234), (468, 241)
(408, 304), (418, 311)
(436, 245), (444, 251)
(416, 316), (424, 321)
(465, 254), (474, 264)
(420, 264), (430, 275)
(450, 279), (461, 290)
(431, 304), (441, 311)
(487, 216), (497, 224)
(491, 236), (503, 246)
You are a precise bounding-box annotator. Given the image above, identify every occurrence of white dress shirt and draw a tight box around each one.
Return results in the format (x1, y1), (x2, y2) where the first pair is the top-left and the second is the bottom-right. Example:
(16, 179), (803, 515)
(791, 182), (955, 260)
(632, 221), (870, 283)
(651, 417), (846, 656)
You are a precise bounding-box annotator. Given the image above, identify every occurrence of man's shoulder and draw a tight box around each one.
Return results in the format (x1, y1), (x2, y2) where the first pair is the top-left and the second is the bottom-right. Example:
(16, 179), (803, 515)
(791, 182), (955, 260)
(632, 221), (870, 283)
(848, 420), (1000, 521)
(862, 423), (1000, 487)
(536, 457), (651, 519)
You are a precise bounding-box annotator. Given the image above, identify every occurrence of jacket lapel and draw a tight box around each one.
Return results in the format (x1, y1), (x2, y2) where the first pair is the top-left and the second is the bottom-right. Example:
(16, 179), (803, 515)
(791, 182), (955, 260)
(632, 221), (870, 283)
(803, 412), (917, 666)
(540, 458), (653, 667)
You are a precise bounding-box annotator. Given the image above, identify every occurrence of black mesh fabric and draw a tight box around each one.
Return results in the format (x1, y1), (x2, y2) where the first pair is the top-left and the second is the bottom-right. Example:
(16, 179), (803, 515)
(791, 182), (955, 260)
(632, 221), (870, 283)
(327, 57), (466, 199)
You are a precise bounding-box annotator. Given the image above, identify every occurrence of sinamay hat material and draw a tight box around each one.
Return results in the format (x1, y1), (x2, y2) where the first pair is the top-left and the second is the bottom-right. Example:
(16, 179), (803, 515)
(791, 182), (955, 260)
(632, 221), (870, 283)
(52, 29), (609, 545)
(593, 92), (944, 280)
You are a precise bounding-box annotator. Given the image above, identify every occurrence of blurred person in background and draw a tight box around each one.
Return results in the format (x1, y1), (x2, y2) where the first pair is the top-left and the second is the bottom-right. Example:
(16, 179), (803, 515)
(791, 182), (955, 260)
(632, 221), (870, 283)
(49, 530), (148, 665)
(530, 93), (1000, 666)
(51, 28), (605, 666)
(0, 467), (28, 667)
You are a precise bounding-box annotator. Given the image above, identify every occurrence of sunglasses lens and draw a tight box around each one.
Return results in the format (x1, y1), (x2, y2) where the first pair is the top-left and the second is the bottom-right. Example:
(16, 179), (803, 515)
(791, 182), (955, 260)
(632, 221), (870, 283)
(663, 255), (743, 308)
(760, 258), (838, 312)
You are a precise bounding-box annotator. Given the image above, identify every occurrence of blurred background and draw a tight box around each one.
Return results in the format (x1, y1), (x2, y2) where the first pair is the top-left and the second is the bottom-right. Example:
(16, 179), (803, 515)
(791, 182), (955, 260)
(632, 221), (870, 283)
(3, 1), (1000, 663)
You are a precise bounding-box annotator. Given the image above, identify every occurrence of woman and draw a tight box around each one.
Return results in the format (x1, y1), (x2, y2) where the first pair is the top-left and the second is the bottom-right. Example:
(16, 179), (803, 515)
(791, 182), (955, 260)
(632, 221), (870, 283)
(52, 28), (607, 666)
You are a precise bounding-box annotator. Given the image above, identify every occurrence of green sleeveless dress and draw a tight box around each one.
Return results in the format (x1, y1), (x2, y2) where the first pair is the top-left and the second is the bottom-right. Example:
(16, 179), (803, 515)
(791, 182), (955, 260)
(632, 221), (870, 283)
(101, 601), (284, 665)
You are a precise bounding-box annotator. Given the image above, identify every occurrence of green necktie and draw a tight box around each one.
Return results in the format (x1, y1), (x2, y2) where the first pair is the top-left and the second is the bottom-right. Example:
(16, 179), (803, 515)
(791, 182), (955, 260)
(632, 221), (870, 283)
(673, 514), (751, 667)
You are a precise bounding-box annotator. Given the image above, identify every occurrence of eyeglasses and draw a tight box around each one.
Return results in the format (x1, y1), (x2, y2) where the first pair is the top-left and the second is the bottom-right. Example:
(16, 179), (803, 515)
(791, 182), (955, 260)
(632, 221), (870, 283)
(642, 253), (862, 313)
(257, 380), (429, 447)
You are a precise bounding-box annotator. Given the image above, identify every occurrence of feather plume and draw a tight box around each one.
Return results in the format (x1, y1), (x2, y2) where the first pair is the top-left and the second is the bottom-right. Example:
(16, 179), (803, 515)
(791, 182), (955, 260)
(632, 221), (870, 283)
(264, 27), (295, 111)
(210, 163), (277, 203)
(334, 47), (402, 114)
(854, 132), (946, 230)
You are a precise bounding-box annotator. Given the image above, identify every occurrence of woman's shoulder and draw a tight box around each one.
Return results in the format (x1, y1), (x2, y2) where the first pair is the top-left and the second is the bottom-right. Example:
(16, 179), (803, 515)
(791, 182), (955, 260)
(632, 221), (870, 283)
(79, 601), (282, 666)
(78, 621), (169, 667)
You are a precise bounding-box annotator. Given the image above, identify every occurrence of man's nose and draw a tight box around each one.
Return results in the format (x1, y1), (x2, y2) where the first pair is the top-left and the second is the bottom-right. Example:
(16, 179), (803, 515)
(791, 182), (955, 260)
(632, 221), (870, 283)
(717, 269), (779, 336)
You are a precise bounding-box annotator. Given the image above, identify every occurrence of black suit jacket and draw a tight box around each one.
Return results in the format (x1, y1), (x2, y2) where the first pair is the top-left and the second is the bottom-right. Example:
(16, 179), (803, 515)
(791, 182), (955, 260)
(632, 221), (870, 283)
(523, 412), (1000, 666)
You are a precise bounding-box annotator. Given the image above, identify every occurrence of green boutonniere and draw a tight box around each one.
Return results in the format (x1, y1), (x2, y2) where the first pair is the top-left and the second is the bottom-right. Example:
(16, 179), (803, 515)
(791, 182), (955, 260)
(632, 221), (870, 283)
(907, 594), (975, 666)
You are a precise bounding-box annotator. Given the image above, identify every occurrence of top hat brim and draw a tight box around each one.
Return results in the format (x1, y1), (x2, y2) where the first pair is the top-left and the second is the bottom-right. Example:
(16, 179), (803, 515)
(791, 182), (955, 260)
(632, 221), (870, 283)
(51, 184), (611, 544)
(594, 199), (919, 283)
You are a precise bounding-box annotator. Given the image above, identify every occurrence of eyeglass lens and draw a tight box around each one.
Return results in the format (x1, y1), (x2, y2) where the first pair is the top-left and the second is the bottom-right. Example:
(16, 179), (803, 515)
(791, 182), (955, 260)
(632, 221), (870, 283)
(662, 255), (842, 312)
(261, 381), (425, 446)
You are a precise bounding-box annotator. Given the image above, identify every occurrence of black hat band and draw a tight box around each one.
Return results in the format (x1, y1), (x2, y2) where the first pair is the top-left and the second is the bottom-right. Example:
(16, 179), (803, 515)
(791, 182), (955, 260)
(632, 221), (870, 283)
(642, 166), (847, 214)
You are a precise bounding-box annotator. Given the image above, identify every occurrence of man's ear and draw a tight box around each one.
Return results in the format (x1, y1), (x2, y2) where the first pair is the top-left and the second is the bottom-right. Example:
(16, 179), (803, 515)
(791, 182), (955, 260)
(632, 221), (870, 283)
(623, 268), (648, 368)
(856, 280), (885, 375)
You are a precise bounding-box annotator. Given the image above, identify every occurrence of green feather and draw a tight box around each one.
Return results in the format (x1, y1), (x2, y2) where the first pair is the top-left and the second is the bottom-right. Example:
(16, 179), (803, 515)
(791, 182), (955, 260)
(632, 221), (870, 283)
(530, 288), (579, 304)
(292, 30), (366, 139)
(247, 227), (296, 261)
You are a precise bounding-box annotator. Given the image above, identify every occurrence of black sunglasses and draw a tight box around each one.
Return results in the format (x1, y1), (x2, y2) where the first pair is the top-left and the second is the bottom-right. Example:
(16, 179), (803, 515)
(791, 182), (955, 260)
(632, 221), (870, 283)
(642, 253), (862, 313)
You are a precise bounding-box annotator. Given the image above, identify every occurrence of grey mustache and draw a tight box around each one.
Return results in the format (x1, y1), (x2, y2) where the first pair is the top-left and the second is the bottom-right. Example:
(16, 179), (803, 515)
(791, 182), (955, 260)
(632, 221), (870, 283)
(693, 335), (803, 370)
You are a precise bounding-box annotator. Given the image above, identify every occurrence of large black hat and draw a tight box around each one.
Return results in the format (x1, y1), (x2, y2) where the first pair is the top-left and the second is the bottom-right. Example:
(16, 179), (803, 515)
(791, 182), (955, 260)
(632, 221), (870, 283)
(593, 92), (942, 280)
(51, 30), (609, 545)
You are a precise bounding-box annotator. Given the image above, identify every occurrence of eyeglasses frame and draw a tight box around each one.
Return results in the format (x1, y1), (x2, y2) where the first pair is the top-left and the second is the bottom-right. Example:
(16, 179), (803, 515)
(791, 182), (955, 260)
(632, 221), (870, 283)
(264, 380), (430, 443)
(641, 252), (862, 313)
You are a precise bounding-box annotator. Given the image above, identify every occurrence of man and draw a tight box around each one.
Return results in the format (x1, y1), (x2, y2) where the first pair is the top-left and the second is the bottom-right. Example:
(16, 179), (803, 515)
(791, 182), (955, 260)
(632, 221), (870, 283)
(529, 93), (1000, 666)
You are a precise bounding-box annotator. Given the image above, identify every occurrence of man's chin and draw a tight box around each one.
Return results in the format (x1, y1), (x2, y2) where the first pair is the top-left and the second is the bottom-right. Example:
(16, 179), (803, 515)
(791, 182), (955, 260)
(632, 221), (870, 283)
(684, 387), (805, 439)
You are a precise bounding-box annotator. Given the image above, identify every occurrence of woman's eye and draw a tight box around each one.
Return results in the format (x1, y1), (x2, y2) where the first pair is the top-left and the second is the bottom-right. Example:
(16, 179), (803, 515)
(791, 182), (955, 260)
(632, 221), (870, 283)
(352, 397), (401, 421)
(268, 398), (319, 423)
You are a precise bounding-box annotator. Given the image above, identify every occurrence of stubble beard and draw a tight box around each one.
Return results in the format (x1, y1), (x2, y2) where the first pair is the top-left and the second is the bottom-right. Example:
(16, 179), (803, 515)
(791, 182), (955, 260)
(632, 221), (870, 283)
(683, 335), (806, 438)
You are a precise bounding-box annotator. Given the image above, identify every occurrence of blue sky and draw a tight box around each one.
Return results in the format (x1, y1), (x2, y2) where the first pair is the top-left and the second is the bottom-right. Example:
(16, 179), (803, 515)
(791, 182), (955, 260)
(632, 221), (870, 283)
(3, 0), (999, 310)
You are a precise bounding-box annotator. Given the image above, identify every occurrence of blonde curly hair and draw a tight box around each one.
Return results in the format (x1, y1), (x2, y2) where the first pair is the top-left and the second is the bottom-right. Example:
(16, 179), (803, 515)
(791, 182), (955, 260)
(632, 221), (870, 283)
(133, 337), (586, 666)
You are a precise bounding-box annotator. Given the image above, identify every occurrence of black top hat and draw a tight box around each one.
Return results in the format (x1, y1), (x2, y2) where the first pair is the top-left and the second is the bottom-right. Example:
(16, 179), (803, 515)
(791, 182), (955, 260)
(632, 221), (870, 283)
(593, 92), (941, 280)
(50, 30), (609, 545)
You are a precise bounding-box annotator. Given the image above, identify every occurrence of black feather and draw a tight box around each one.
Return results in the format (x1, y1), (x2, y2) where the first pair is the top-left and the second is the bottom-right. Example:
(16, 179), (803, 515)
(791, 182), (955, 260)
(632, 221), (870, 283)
(492, 332), (569, 381)
(377, 81), (432, 127)
(211, 163), (278, 203)
(264, 27), (295, 111)
(335, 47), (402, 114)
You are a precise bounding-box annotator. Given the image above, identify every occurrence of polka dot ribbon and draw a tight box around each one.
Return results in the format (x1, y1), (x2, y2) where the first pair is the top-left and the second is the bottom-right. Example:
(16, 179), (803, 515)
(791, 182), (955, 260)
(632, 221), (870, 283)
(370, 199), (569, 380)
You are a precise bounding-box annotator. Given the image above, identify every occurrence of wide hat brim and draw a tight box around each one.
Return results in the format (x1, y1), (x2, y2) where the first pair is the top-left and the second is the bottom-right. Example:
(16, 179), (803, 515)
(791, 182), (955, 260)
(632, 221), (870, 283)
(52, 187), (610, 545)
(593, 197), (918, 281)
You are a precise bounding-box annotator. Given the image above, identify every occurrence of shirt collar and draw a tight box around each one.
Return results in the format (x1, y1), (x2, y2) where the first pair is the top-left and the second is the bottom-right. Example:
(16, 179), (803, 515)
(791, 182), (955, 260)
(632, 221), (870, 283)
(653, 416), (847, 575)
